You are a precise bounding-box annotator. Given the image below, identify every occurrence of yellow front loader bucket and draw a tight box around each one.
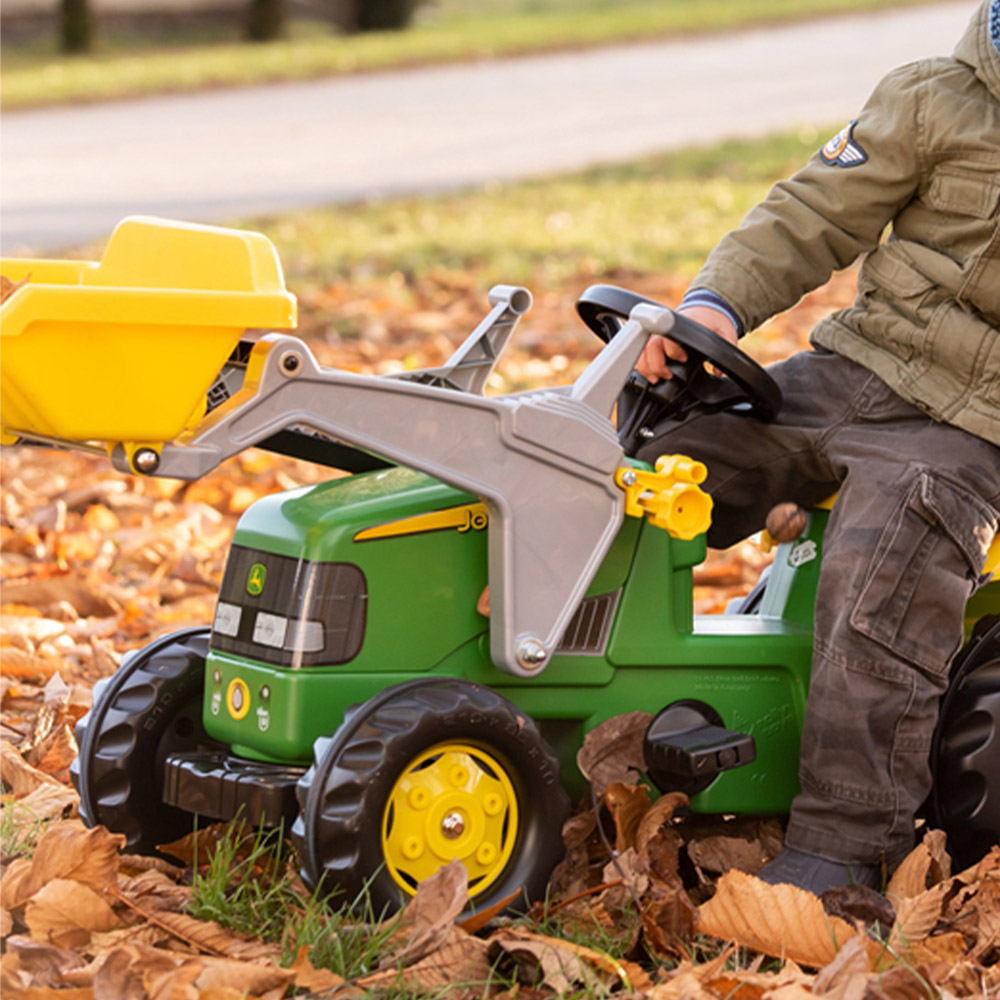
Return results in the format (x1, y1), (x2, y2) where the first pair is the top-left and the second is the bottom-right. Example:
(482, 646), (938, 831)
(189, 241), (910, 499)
(1, 216), (297, 452)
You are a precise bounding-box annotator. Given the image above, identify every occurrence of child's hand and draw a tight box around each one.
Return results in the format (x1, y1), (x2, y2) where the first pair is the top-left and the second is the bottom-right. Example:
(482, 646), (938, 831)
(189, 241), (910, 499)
(636, 305), (739, 384)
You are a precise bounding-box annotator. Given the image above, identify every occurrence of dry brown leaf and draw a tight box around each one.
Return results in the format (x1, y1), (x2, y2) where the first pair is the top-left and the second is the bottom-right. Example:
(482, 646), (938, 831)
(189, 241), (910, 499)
(28, 723), (78, 782)
(0, 647), (60, 683)
(380, 859), (470, 969)
(489, 926), (645, 993)
(16, 821), (124, 902)
(138, 910), (280, 962)
(696, 870), (860, 969)
(2, 781), (80, 825)
(603, 781), (650, 853)
(118, 869), (193, 912)
(2, 935), (87, 988)
(687, 833), (772, 877)
(861, 962), (935, 1000)
(642, 881), (697, 958)
(0, 274), (30, 304)
(971, 879), (1000, 961)
(811, 931), (870, 997)
(886, 829), (950, 903)
(635, 790), (687, 856)
(576, 711), (652, 797)
(156, 822), (244, 868)
(360, 926), (491, 992)
(291, 945), (345, 992)
(24, 879), (120, 949)
(1, 739), (63, 797)
(886, 880), (950, 951)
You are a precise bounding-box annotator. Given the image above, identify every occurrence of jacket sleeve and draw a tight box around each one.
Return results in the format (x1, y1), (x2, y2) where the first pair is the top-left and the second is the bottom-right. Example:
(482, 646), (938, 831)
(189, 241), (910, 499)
(690, 61), (927, 334)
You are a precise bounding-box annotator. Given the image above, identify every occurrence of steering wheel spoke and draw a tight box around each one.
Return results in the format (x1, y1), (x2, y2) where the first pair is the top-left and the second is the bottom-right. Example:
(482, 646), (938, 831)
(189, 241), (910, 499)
(576, 284), (782, 453)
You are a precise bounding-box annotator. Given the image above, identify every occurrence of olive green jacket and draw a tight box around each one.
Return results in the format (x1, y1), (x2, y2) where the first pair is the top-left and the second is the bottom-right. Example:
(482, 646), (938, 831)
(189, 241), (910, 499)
(691, 0), (1000, 446)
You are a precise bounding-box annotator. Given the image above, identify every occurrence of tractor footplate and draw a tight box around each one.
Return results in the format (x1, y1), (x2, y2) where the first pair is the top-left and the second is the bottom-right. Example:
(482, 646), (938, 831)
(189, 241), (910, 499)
(163, 751), (305, 828)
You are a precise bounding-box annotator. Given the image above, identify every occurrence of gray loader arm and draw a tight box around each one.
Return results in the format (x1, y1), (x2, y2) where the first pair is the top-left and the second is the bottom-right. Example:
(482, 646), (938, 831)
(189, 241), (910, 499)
(113, 290), (674, 677)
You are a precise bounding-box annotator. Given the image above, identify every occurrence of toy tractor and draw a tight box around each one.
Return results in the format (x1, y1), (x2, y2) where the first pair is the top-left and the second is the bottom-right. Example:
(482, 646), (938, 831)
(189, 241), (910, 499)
(2, 217), (997, 914)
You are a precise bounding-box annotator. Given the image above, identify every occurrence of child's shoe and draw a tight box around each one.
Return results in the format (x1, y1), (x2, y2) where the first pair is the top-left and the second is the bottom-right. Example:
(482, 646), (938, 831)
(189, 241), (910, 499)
(757, 847), (881, 894)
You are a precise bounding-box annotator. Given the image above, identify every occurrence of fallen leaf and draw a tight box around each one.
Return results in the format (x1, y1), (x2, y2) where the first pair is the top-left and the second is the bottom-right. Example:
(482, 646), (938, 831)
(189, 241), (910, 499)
(379, 858), (469, 969)
(24, 879), (120, 949)
(820, 884), (895, 934)
(696, 870), (860, 969)
(687, 833), (772, 877)
(604, 781), (650, 853)
(2, 935), (86, 988)
(886, 829), (951, 903)
(0, 781), (78, 826)
(576, 712), (652, 797)
(642, 882), (697, 958)
(15, 822), (124, 903)
(291, 945), (345, 992)
(0, 739), (63, 797)
(811, 931), (870, 995)
(360, 926), (490, 991)
(1, 274), (30, 304)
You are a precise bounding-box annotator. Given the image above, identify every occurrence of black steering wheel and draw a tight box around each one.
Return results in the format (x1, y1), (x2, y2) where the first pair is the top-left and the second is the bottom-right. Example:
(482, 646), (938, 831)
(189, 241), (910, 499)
(576, 284), (782, 453)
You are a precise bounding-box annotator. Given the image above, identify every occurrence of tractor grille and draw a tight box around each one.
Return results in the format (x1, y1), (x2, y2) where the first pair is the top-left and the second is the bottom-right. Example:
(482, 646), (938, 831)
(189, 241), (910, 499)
(211, 545), (367, 668)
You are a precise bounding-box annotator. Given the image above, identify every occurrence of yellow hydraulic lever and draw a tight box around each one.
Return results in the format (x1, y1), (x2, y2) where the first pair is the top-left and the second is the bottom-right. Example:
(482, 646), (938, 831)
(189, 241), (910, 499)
(615, 454), (713, 541)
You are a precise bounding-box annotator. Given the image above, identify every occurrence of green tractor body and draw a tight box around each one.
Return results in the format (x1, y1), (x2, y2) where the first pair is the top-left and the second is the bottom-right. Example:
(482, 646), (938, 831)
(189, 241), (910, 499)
(204, 463), (820, 815)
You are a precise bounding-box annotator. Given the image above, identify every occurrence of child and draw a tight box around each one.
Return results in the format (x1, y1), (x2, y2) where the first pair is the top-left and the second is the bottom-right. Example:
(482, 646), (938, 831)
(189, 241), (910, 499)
(635, 0), (1000, 892)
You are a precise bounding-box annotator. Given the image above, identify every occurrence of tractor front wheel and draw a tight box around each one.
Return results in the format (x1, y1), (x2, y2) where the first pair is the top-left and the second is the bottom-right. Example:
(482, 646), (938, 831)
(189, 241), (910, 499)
(292, 679), (569, 914)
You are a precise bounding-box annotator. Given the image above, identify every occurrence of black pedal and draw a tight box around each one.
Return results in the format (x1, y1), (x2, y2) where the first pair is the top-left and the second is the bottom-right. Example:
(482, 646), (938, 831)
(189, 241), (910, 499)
(644, 701), (756, 795)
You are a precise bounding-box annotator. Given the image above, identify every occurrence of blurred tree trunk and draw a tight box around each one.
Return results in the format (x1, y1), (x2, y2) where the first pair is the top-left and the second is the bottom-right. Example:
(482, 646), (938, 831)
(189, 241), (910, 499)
(60, 0), (94, 53)
(356, 0), (422, 32)
(247, 0), (286, 41)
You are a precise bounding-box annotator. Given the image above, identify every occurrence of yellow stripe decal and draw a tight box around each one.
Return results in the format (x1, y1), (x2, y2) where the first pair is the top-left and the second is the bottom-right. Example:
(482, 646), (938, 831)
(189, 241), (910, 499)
(354, 502), (488, 542)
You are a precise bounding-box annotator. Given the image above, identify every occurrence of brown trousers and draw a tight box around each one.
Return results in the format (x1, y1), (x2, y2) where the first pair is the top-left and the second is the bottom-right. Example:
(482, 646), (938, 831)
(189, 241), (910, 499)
(636, 349), (1000, 864)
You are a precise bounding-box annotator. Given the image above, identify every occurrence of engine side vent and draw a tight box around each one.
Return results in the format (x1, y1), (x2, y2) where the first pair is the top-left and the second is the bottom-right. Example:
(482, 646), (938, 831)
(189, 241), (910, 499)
(557, 591), (620, 655)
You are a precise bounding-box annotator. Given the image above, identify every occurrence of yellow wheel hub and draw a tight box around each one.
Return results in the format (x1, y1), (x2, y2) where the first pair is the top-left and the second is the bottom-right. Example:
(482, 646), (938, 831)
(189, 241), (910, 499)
(382, 742), (518, 898)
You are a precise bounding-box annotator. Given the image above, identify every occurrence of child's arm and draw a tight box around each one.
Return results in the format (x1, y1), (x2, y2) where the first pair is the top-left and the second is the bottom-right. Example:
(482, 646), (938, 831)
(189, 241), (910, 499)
(688, 61), (928, 337)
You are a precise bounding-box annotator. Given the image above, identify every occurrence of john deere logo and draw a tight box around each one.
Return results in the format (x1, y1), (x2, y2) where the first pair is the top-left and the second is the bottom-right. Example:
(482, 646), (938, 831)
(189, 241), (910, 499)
(246, 563), (267, 596)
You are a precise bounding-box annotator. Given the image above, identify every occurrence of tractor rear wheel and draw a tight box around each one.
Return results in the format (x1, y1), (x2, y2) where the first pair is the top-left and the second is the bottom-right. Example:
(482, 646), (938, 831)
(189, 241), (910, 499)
(292, 678), (569, 914)
(70, 627), (215, 855)
(929, 616), (1000, 869)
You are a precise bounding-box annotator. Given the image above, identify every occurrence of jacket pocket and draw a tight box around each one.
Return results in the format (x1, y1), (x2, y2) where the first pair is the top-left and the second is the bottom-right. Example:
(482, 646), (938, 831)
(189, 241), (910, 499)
(850, 472), (998, 676)
(925, 166), (1000, 219)
(855, 246), (938, 361)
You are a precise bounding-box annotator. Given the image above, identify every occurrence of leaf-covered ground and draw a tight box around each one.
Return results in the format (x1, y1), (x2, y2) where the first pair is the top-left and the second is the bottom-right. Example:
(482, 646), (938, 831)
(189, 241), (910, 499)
(3, 267), (998, 998)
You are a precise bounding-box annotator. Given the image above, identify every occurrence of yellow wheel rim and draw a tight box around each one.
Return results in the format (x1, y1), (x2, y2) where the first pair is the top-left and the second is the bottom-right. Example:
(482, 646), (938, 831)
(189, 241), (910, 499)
(382, 742), (519, 899)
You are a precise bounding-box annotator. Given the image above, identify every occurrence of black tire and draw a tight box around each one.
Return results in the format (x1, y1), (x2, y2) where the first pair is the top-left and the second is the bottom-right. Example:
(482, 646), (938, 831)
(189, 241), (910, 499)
(292, 678), (569, 914)
(70, 627), (215, 855)
(929, 616), (1000, 869)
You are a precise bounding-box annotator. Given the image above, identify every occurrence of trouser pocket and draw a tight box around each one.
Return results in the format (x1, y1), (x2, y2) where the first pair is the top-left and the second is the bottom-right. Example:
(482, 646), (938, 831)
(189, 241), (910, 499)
(850, 471), (998, 676)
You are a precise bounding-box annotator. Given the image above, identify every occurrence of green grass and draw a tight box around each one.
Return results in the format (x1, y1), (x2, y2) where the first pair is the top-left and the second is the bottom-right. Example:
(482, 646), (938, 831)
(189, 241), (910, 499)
(249, 126), (825, 292)
(187, 820), (404, 979)
(2, 0), (940, 109)
(0, 804), (49, 860)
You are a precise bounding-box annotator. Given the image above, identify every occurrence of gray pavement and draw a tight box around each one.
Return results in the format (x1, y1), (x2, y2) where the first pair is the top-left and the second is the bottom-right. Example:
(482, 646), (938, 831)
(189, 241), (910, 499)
(1, 2), (975, 253)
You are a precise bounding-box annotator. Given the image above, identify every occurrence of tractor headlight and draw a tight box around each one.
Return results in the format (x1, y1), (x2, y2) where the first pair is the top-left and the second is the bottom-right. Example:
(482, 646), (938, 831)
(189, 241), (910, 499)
(213, 602), (242, 638)
(211, 544), (367, 667)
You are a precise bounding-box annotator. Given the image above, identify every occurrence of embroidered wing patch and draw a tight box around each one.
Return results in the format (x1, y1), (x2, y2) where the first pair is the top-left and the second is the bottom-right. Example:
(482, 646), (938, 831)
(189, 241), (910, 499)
(820, 121), (868, 167)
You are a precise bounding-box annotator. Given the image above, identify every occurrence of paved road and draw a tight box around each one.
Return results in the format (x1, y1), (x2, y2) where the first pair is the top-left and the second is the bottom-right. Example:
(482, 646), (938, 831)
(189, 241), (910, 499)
(1, 2), (974, 253)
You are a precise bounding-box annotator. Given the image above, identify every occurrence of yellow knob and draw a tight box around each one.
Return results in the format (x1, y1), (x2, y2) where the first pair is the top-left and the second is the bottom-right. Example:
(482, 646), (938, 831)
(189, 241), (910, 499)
(449, 765), (470, 787)
(476, 843), (497, 866)
(402, 837), (423, 860)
